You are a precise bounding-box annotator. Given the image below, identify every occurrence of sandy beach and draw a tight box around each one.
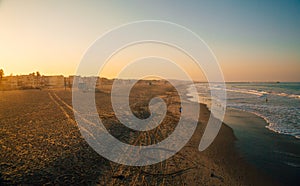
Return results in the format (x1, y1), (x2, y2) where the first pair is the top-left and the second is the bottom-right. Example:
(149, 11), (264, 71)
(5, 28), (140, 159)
(0, 80), (279, 185)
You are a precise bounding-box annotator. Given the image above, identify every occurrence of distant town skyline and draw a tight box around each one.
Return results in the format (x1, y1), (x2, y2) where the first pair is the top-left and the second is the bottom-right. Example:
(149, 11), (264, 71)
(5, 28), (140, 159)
(0, 0), (299, 82)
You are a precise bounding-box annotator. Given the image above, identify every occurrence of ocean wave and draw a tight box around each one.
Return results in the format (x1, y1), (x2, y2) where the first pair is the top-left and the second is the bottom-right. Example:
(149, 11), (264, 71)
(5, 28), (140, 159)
(283, 161), (300, 168)
(210, 86), (300, 100)
(188, 83), (300, 139)
(228, 104), (299, 137)
(287, 94), (300, 99)
(209, 87), (267, 97)
(274, 150), (300, 158)
(227, 104), (300, 140)
(227, 88), (268, 97)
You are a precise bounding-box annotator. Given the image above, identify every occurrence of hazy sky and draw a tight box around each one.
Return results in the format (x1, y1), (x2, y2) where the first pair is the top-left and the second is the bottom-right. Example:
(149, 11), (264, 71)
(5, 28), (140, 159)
(0, 0), (299, 81)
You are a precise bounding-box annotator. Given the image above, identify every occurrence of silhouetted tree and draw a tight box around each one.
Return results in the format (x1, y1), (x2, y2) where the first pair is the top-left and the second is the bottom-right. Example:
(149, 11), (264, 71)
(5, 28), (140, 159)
(36, 71), (41, 87)
(0, 69), (3, 80)
(0, 69), (4, 86)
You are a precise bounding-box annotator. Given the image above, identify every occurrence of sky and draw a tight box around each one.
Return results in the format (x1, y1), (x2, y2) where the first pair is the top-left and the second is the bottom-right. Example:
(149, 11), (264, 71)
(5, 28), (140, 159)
(0, 0), (299, 82)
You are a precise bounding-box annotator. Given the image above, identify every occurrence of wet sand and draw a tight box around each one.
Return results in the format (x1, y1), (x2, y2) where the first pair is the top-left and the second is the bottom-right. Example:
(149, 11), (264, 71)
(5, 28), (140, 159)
(224, 108), (300, 186)
(0, 81), (279, 185)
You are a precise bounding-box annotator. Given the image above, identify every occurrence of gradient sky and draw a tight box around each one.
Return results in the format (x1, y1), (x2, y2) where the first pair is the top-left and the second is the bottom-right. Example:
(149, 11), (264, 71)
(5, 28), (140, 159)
(0, 0), (299, 81)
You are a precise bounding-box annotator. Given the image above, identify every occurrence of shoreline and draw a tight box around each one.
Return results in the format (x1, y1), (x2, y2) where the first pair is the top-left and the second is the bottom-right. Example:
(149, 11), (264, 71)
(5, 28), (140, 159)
(179, 84), (279, 185)
(195, 103), (279, 186)
(229, 107), (300, 140)
(223, 108), (300, 186)
(185, 82), (300, 185)
(186, 82), (300, 140)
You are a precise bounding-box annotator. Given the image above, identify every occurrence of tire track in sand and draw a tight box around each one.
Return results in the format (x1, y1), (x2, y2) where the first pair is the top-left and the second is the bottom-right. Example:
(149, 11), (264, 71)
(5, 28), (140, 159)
(48, 92), (74, 124)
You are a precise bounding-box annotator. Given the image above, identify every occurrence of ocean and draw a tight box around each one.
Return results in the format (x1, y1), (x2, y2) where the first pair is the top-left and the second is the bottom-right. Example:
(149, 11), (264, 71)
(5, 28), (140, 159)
(187, 82), (300, 185)
(188, 82), (300, 139)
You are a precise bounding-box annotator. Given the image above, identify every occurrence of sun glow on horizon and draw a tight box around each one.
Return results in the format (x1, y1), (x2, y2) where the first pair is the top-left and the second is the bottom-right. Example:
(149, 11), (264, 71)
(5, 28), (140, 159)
(0, 0), (299, 82)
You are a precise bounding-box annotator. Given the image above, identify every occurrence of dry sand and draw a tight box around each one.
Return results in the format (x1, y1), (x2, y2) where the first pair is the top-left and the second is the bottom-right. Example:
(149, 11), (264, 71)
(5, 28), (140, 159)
(0, 80), (279, 185)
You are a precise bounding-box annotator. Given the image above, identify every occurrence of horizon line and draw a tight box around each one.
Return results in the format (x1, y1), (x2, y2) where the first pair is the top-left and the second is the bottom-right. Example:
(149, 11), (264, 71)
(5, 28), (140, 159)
(1, 74), (299, 83)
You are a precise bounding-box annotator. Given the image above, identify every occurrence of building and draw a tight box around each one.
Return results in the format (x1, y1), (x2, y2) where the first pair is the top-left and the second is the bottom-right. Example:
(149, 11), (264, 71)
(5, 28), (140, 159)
(0, 75), (65, 90)
(0, 74), (110, 91)
(42, 75), (65, 89)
